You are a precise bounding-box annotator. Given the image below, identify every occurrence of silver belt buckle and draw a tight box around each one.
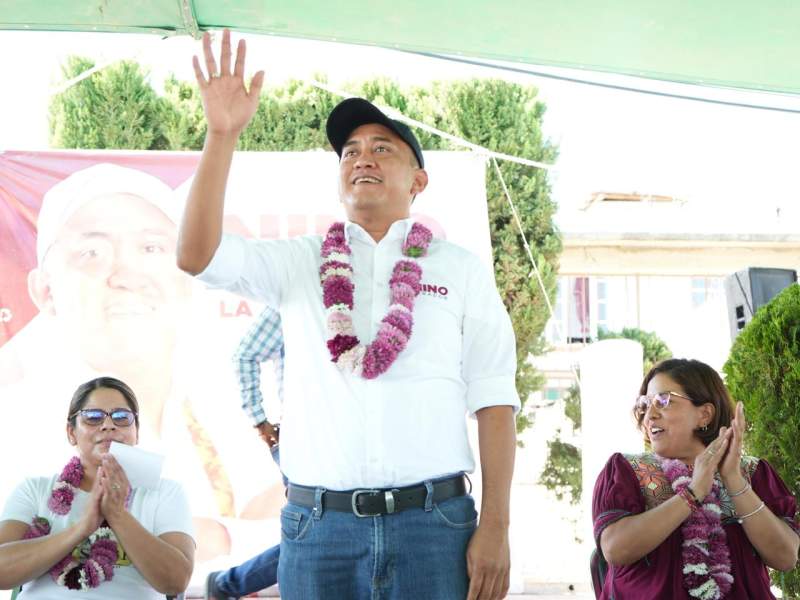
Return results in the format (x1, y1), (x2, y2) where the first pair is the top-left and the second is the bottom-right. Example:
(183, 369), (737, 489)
(351, 489), (379, 518)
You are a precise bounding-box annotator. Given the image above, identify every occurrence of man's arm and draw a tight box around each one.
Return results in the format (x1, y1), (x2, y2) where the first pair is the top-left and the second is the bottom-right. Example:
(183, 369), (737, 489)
(233, 308), (285, 445)
(467, 405), (516, 600)
(177, 29), (264, 275)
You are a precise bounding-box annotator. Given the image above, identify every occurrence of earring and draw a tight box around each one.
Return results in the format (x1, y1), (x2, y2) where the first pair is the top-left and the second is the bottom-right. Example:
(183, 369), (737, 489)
(700, 425), (708, 432)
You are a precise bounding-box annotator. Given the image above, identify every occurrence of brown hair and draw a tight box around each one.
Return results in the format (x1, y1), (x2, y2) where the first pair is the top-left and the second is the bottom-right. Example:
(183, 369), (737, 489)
(635, 358), (734, 446)
(67, 377), (140, 428)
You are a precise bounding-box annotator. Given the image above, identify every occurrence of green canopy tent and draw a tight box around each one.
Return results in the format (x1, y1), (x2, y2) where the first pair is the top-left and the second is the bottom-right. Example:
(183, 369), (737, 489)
(2, 0), (800, 96)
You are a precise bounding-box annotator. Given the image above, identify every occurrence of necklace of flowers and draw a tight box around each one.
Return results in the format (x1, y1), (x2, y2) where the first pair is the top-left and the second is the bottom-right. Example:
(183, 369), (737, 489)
(659, 456), (734, 600)
(24, 456), (127, 591)
(321, 221), (432, 379)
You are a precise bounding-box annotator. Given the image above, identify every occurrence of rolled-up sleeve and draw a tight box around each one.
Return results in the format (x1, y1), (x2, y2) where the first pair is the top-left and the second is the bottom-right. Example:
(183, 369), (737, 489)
(461, 255), (520, 415)
(196, 233), (296, 308)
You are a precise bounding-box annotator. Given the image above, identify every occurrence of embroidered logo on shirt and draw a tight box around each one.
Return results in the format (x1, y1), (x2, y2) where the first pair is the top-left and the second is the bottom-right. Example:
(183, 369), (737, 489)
(421, 283), (449, 299)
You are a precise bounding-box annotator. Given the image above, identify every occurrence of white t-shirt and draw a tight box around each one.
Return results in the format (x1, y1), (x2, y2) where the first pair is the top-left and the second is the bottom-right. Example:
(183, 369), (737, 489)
(1, 475), (194, 599)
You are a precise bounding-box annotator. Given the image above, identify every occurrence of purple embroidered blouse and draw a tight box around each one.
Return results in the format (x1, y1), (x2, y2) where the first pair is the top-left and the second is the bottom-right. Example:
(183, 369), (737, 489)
(592, 452), (799, 600)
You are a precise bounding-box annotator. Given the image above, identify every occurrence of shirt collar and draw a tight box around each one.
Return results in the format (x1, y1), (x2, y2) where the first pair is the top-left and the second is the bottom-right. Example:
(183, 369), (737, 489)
(344, 217), (416, 247)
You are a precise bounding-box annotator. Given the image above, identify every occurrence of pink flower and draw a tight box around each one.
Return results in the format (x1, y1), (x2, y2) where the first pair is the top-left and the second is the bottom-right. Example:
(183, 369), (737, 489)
(48, 484), (75, 515)
(362, 337), (400, 379)
(24, 516), (51, 539)
(328, 222), (345, 236)
(91, 539), (119, 563)
(60, 456), (83, 487)
(389, 270), (422, 294)
(383, 309), (413, 337)
(377, 323), (409, 352)
(322, 223), (348, 254)
(394, 259), (422, 277)
(390, 282), (417, 310)
(50, 556), (74, 579)
(84, 559), (102, 588)
(327, 334), (360, 362)
(321, 238), (350, 258)
(327, 312), (354, 335)
(322, 276), (354, 309)
(319, 260), (352, 277)
(402, 223), (433, 257)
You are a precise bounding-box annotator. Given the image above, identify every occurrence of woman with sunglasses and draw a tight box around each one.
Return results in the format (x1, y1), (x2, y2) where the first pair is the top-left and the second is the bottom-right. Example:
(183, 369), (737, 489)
(592, 358), (798, 599)
(0, 377), (195, 598)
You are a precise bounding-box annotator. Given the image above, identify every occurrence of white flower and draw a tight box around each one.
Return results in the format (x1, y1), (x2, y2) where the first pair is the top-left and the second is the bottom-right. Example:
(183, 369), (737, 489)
(321, 267), (354, 281)
(336, 345), (366, 377)
(683, 562), (710, 575)
(325, 304), (352, 317)
(688, 578), (721, 599)
(325, 251), (351, 265)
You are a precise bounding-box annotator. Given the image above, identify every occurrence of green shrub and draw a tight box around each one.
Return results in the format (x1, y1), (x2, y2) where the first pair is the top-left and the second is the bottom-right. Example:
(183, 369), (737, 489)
(724, 284), (800, 596)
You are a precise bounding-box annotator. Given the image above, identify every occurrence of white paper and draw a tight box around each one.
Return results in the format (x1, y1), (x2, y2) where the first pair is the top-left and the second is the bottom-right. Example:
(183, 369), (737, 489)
(109, 442), (164, 490)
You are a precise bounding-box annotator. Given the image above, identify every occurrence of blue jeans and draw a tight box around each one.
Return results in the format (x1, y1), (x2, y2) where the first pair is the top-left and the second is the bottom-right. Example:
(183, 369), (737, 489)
(215, 445), (283, 596)
(277, 479), (477, 600)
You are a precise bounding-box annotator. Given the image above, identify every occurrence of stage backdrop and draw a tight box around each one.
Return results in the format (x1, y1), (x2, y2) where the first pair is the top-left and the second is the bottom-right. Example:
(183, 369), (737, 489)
(0, 149), (492, 567)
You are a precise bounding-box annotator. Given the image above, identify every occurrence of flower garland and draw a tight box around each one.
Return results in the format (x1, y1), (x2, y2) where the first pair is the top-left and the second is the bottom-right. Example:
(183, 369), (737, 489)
(320, 221), (432, 379)
(48, 456), (83, 515)
(660, 457), (734, 600)
(24, 457), (124, 591)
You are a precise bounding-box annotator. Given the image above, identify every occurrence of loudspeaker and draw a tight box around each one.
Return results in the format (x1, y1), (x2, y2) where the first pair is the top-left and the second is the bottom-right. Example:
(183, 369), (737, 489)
(724, 268), (798, 339)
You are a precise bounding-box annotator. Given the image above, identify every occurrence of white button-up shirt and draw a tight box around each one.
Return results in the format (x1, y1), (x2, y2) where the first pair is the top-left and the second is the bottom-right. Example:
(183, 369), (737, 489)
(199, 218), (519, 490)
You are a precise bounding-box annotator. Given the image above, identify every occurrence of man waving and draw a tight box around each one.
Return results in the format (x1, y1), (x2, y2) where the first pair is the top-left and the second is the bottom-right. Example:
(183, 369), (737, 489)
(179, 30), (519, 600)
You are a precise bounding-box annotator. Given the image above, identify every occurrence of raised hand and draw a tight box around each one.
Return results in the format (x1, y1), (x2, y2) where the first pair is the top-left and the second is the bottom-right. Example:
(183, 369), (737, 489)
(689, 426), (730, 500)
(719, 401), (747, 488)
(192, 29), (265, 137)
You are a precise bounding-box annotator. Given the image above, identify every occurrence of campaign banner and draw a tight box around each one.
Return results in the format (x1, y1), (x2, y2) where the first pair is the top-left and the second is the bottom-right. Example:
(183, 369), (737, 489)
(0, 149), (492, 567)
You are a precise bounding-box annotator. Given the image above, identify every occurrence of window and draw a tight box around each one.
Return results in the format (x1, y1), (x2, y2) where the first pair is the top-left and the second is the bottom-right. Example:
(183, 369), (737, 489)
(691, 277), (723, 308)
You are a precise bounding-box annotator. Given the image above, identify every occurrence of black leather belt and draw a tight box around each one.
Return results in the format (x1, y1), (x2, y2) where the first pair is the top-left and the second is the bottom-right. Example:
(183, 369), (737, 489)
(287, 474), (467, 517)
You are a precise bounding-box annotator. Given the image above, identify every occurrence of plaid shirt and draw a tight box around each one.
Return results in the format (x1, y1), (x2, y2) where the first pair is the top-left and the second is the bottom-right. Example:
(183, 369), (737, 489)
(232, 307), (285, 426)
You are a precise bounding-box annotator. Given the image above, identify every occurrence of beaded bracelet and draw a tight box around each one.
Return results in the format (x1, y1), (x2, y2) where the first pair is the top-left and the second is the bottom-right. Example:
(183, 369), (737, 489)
(728, 481), (751, 498)
(679, 487), (701, 512)
(686, 485), (705, 506)
(736, 501), (766, 523)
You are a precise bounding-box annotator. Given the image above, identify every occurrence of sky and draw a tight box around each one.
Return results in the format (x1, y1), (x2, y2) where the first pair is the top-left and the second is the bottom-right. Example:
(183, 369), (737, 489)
(2, 29), (800, 220)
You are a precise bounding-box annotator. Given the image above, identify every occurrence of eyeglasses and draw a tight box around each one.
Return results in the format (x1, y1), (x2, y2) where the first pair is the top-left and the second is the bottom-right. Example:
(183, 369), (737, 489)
(635, 391), (693, 414)
(71, 408), (137, 427)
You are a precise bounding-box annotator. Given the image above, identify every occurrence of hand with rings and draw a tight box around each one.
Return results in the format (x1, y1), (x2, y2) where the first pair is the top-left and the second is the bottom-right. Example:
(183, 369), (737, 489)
(690, 426), (729, 500)
(191, 28), (265, 138)
(99, 454), (131, 522)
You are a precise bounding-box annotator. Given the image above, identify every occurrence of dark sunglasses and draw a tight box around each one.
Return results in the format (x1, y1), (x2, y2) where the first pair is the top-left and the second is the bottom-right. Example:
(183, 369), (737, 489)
(71, 408), (137, 427)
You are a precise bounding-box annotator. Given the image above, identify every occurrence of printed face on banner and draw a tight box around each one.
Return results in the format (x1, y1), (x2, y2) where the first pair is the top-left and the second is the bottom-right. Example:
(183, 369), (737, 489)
(29, 193), (190, 371)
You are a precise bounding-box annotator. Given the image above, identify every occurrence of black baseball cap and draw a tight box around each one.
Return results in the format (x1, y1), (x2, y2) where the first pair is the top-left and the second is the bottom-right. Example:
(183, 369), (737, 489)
(326, 98), (425, 168)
